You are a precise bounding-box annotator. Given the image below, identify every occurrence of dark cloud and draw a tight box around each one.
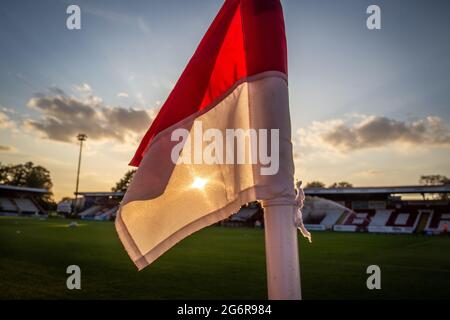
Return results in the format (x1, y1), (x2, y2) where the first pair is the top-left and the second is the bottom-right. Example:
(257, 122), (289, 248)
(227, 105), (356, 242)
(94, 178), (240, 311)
(321, 116), (450, 151)
(25, 89), (154, 143)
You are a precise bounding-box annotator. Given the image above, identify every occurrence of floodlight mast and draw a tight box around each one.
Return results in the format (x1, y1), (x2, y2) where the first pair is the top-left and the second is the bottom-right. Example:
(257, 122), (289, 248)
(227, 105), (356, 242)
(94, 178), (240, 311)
(73, 133), (87, 216)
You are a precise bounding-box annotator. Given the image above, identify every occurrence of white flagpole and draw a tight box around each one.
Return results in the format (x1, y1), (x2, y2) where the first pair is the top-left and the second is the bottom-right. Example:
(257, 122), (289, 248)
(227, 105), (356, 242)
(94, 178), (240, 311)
(263, 203), (301, 300)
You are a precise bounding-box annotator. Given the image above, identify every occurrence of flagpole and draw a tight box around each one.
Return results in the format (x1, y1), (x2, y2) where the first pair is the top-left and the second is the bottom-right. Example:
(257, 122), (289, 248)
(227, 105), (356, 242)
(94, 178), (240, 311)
(263, 203), (301, 300)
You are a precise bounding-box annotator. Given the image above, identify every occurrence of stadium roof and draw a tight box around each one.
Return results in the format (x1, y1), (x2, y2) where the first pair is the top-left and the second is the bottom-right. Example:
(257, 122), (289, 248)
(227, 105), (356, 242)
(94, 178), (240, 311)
(0, 184), (49, 194)
(304, 185), (450, 195)
(77, 192), (125, 197)
(76, 185), (450, 198)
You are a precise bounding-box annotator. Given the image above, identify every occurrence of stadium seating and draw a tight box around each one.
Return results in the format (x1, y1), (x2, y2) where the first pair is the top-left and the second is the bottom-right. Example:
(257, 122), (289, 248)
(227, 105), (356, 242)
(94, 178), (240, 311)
(68, 187), (448, 237)
(79, 205), (101, 218)
(369, 210), (392, 226)
(339, 210), (374, 229)
(304, 211), (346, 231)
(367, 209), (420, 233)
(230, 207), (259, 222)
(319, 211), (342, 228)
(0, 197), (18, 214)
(425, 211), (450, 233)
(14, 198), (39, 214)
(302, 197), (348, 230)
(386, 211), (418, 227)
(94, 206), (117, 221)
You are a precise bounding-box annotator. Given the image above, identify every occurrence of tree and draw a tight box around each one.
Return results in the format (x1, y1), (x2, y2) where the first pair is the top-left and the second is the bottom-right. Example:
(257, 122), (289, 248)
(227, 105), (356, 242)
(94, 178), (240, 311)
(112, 169), (136, 192)
(0, 161), (55, 209)
(419, 175), (449, 200)
(419, 175), (450, 186)
(305, 181), (326, 188)
(329, 181), (353, 188)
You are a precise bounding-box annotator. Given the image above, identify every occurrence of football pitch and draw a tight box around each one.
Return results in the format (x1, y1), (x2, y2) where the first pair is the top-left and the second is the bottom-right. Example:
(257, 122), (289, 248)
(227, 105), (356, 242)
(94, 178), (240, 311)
(0, 216), (449, 300)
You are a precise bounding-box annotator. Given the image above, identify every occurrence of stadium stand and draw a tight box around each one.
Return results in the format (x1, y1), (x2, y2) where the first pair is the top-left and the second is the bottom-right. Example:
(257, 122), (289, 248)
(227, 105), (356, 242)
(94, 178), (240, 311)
(306, 185), (450, 234)
(94, 206), (118, 221)
(367, 210), (420, 233)
(56, 200), (72, 214)
(231, 207), (260, 222)
(333, 208), (421, 234)
(304, 210), (346, 231)
(76, 192), (124, 221)
(72, 185), (450, 235)
(14, 198), (39, 215)
(0, 197), (18, 215)
(79, 205), (102, 218)
(302, 196), (349, 231)
(224, 202), (263, 227)
(334, 210), (375, 232)
(0, 185), (48, 216)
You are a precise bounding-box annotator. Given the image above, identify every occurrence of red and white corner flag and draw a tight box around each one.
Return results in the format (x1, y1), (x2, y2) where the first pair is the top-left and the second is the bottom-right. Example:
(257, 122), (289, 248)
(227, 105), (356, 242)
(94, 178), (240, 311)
(116, 0), (300, 298)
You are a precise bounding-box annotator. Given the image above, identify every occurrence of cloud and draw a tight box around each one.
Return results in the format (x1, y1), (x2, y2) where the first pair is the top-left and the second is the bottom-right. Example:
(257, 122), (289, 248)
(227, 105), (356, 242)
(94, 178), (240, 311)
(320, 115), (450, 151)
(73, 83), (92, 95)
(72, 83), (103, 106)
(117, 92), (129, 98)
(24, 88), (155, 144)
(299, 115), (450, 152)
(0, 145), (13, 152)
(0, 111), (15, 129)
(1, 106), (16, 114)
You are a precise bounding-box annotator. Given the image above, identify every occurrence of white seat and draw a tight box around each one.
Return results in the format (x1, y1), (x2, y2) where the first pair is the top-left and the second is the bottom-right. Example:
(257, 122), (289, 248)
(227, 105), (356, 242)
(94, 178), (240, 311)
(369, 210), (392, 226)
(394, 213), (409, 225)
(320, 211), (342, 228)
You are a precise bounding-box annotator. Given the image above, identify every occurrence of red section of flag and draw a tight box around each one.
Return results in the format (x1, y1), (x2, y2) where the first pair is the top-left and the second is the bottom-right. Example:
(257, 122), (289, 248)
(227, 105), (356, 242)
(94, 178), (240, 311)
(130, 0), (287, 166)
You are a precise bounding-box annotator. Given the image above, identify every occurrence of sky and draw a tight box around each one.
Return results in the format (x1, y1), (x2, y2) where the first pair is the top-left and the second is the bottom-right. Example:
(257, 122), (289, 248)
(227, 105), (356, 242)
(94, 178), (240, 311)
(0, 0), (449, 200)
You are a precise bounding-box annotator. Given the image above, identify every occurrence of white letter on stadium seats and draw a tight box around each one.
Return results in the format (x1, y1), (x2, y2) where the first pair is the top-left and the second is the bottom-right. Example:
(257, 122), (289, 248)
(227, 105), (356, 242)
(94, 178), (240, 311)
(366, 265), (381, 290)
(66, 265), (81, 290)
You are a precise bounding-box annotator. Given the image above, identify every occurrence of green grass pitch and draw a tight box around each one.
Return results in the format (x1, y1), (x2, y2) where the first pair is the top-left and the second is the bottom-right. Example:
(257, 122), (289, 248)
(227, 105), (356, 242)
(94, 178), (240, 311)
(0, 216), (449, 299)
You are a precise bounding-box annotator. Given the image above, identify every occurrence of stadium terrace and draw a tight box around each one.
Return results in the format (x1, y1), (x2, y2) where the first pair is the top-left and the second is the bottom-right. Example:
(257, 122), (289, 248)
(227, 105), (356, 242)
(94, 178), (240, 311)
(31, 184), (449, 235)
(0, 185), (48, 216)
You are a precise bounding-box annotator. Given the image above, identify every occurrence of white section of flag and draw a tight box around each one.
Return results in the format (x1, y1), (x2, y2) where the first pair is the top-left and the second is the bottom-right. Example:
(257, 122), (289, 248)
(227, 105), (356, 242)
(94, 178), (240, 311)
(116, 73), (295, 269)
